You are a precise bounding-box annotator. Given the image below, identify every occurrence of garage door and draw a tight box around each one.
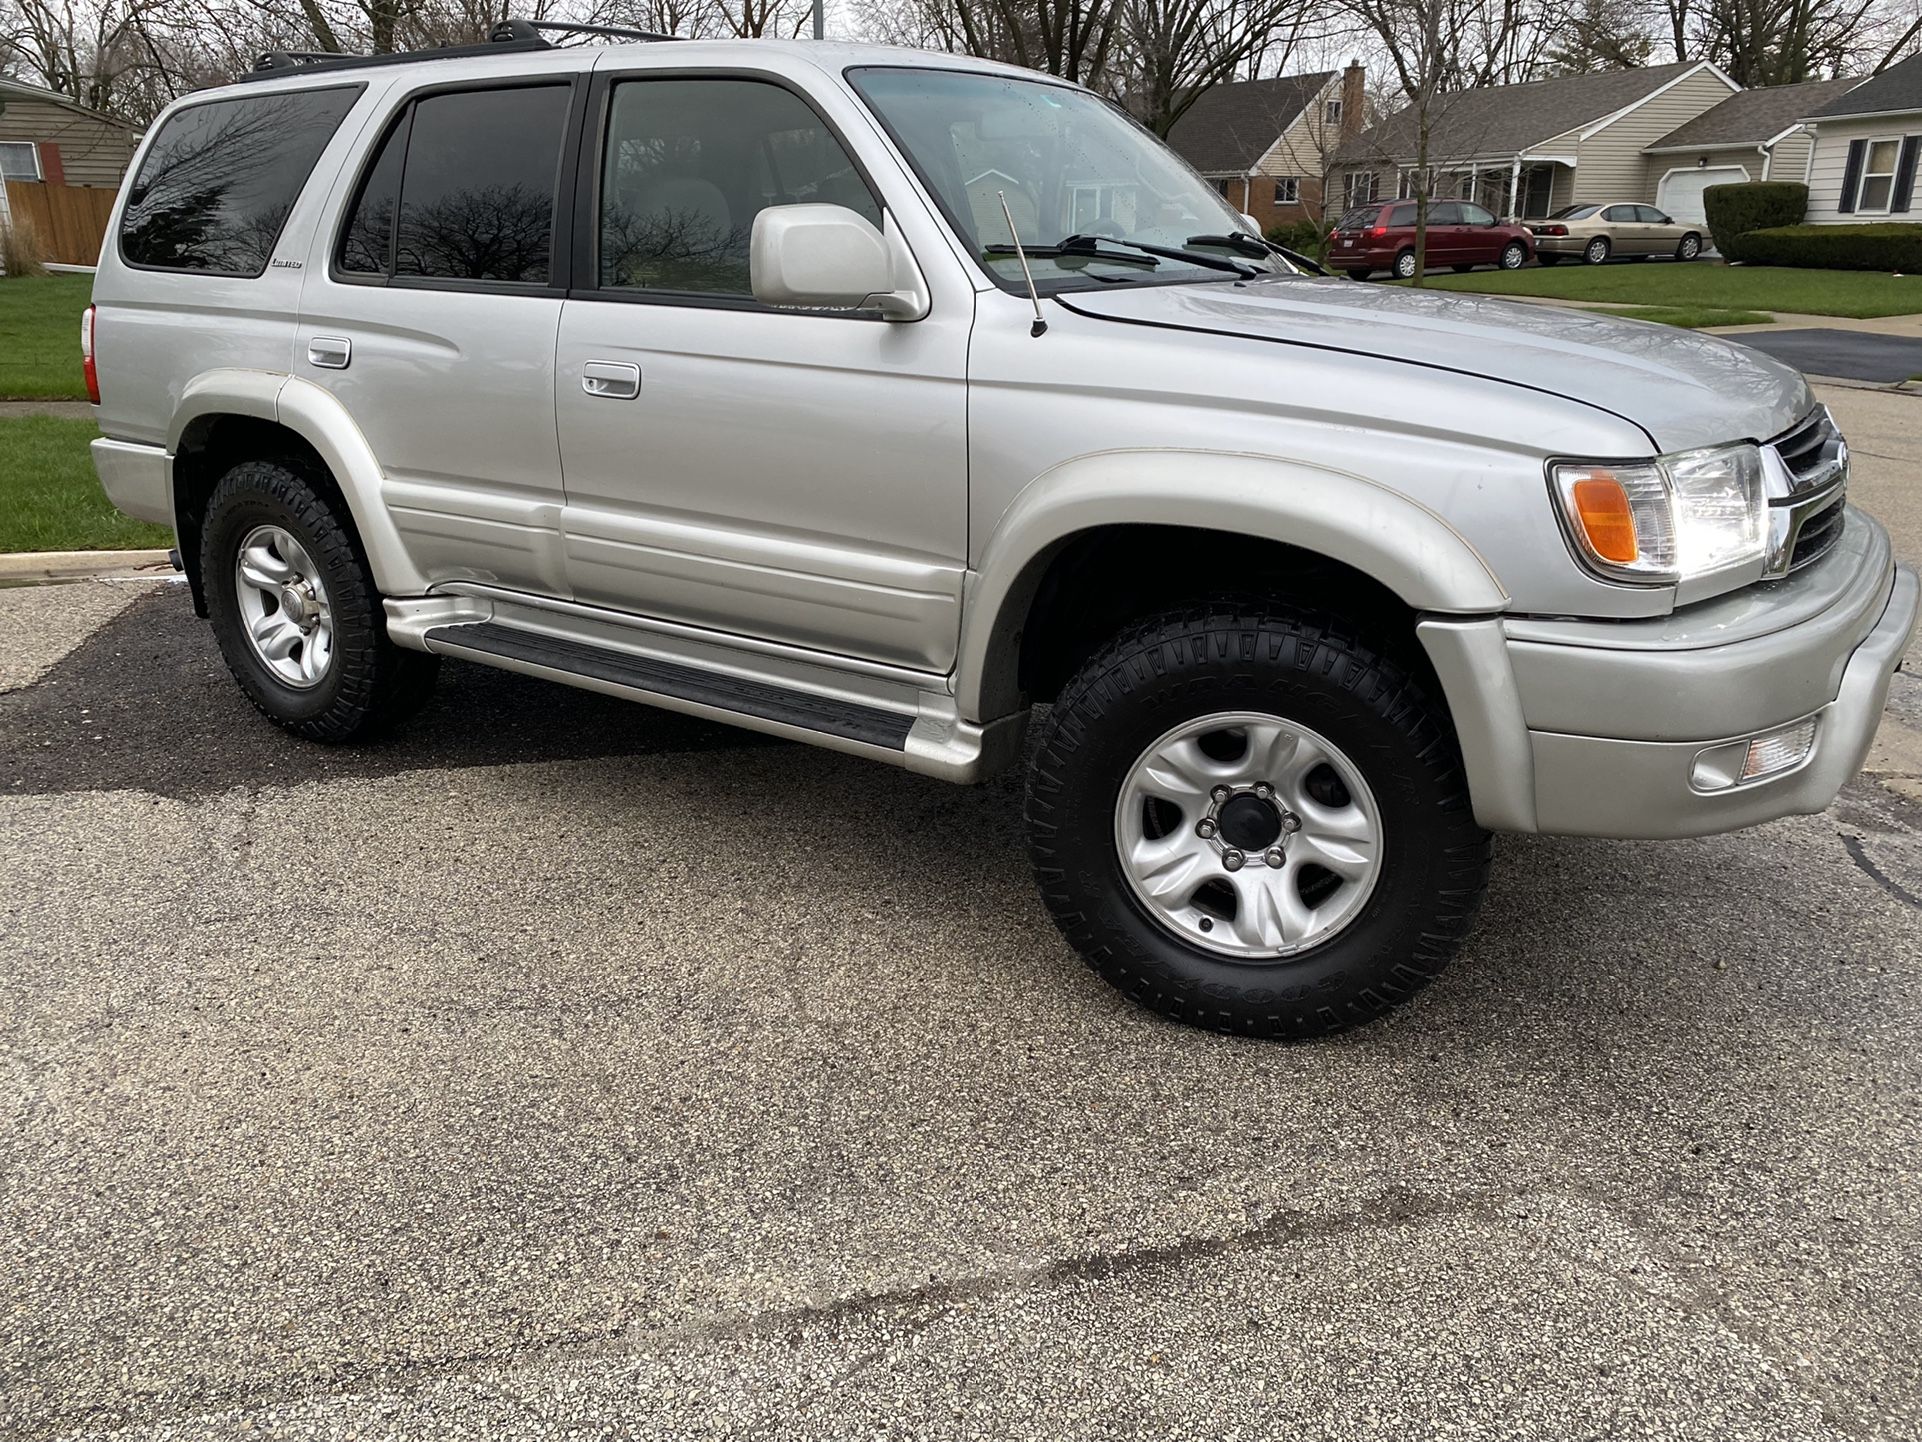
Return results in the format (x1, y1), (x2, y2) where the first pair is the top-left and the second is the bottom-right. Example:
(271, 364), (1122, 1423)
(1657, 166), (1750, 226)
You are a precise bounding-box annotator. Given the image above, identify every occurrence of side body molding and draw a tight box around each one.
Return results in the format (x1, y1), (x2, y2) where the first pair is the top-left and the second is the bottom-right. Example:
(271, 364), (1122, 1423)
(168, 370), (427, 597)
(956, 449), (1512, 720)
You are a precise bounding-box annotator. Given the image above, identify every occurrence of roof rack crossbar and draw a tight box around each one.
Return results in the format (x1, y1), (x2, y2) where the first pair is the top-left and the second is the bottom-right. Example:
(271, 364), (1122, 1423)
(247, 15), (676, 81)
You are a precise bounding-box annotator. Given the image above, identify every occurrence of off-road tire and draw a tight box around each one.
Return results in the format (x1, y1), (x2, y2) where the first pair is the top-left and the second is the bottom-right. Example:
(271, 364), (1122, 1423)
(202, 459), (439, 742)
(1025, 606), (1491, 1039)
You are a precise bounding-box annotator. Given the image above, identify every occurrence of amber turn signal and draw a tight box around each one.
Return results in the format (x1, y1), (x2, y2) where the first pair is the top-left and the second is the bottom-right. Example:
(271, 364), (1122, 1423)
(1569, 475), (1637, 563)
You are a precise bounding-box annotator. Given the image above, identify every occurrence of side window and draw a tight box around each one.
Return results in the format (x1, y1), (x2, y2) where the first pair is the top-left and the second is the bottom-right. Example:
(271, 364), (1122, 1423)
(597, 78), (881, 298)
(1387, 203), (1416, 227)
(1602, 205), (1634, 222)
(1427, 202), (1462, 225)
(1638, 205), (1670, 224)
(1459, 202), (1495, 226)
(337, 85), (570, 285)
(121, 86), (358, 275)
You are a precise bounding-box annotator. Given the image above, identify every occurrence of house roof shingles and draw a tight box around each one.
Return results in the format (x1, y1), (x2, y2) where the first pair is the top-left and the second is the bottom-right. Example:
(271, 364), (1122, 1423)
(1648, 77), (1858, 149)
(1165, 72), (1334, 174)
(1341, 60), (1707, 165)
(0, 76), (142, 131)
(1810, 53), (1922, 120)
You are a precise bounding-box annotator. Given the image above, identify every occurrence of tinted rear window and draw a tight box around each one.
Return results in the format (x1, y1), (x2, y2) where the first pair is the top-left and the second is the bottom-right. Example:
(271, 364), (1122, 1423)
(120, 86), (358, 275)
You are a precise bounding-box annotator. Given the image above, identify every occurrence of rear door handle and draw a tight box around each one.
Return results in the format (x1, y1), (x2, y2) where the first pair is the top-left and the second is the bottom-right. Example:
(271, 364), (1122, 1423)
(307, 335), (351, 370)
(582, 360), (641, 400)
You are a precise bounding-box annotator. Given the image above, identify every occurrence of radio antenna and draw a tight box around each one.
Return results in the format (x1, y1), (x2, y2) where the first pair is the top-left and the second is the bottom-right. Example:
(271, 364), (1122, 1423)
(997, 191), (1048, 338)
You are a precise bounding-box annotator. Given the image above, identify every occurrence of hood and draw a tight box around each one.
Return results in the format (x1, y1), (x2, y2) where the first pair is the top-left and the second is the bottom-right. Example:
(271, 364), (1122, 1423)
(1057, 279), (1813, 454)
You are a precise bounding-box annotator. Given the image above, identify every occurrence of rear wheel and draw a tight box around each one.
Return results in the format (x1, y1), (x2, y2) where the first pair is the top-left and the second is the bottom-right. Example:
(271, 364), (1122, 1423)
(1451, 264), (1474, 273)
(1344, 268), (1372, 281)
(1500, 241), (1528, 269)
(1677, 233), (1702, 261)
(1583, 236), (1611, 265)
(1025, 606), (1491, 1039)
(202, 459), (439, 742)
(1393, 249), (1417, 280)
(1537, 253), (1561, 266)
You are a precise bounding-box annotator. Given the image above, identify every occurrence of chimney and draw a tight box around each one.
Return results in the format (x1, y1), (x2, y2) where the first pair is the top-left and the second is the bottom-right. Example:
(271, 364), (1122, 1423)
(1341, 59), (1365, 143)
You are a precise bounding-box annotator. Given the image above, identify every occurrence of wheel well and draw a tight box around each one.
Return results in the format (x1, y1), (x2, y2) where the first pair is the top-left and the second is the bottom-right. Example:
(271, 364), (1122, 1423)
(171, 415), (345, 616)
(1014, 525), (1437, 705)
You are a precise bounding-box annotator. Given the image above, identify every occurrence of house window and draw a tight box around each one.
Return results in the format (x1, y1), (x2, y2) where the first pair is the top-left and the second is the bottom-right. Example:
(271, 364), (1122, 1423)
(1344, 172), (1379, 207)
(1274, 177), (1300, 204)
(1324, 99), (1341, 125)
(1859, 138), (1902, 212)
(0, 142), (41, 181)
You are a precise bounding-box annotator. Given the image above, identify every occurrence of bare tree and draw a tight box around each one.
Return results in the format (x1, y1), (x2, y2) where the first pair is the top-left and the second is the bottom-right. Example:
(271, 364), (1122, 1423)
(1115, 0), (1327, 136)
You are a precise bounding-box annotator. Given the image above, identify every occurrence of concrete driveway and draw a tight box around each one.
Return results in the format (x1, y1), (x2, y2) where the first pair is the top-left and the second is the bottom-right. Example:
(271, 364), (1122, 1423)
(4, 386), (1920, 1442)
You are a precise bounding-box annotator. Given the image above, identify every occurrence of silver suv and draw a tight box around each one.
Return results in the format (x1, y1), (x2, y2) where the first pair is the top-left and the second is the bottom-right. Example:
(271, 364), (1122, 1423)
(89, 25), (1918, 1037)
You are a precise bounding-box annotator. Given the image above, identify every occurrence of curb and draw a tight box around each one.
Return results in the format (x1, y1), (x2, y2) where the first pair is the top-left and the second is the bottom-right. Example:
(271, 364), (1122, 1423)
(0, 549), (176, 583)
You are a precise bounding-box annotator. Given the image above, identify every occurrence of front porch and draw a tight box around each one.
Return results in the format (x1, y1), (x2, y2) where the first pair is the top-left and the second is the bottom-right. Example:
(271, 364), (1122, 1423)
(1397, 158), (1574, 220)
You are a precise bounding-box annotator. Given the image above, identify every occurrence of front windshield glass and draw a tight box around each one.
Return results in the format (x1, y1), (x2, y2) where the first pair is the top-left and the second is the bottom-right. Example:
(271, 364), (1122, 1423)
(848, 66), (1292, 291)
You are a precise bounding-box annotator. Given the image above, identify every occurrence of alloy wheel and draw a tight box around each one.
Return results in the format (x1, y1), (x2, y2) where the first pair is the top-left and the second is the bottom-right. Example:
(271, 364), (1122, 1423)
(1112, 711), (1384, 960)
(233, 523), (335, 689)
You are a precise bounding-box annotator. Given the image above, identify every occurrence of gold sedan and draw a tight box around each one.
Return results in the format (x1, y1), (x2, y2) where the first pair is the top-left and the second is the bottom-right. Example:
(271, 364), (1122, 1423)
(1527, 202), (1705, 265)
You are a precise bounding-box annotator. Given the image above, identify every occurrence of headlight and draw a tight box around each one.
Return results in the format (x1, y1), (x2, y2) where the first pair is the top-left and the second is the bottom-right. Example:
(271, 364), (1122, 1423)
(1549, 443), (1766, 584)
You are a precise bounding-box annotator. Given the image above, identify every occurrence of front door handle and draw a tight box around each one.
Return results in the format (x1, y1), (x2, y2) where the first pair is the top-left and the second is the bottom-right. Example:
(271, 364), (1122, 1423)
(582, 360), (641, 400)
(307, 335), (351, 370)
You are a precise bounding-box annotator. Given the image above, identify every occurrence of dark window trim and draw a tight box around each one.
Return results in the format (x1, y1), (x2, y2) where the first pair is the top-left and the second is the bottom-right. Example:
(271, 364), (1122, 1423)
(117, 82), (365, 278)
(570, 65), (892, 320)
(324, 74), (585, 296)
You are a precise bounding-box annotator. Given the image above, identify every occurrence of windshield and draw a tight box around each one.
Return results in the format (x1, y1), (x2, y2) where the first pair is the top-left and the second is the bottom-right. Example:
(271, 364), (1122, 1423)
(848, 66), (1292, 290)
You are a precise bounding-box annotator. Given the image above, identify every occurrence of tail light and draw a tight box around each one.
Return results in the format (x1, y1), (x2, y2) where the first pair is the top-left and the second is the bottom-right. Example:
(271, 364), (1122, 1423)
(1370, 224), (1387, 237)
(1539, 224), (1568, 236)
(81, 304), (100, 405)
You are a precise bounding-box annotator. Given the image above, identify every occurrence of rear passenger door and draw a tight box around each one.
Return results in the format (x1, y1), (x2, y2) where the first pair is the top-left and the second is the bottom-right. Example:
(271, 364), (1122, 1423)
(296, 76), (583, 597)
(1423, 202), (1464, 264)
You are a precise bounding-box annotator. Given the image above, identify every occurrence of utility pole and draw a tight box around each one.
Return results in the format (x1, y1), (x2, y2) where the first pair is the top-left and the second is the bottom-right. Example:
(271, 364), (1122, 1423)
(813, 0), (824, 39)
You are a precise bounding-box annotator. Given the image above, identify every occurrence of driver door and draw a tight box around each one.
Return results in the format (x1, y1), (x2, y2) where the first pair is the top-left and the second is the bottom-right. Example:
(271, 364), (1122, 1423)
(553, 72), (971, 673)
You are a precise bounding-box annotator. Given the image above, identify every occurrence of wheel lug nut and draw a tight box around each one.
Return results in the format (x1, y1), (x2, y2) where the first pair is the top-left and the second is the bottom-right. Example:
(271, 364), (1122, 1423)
(1211, 785), (1232, 803)
(1195, 818), (1217, 839)
(1254, 782), (1273, 798)
(1264, 848), (1286, 869)
(1222, 849), (1245, 871)
(1281, 812), (1302, 833)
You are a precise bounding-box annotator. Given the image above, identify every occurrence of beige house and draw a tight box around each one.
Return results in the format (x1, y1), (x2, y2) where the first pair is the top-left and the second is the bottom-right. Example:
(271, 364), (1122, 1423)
(1641, 77), (1856, 224)
(0, 77), (141, 188)
(1165, 64), (1366, 231)
(1798, 55), (1922, 223)
(1336, 60), (1738, 220)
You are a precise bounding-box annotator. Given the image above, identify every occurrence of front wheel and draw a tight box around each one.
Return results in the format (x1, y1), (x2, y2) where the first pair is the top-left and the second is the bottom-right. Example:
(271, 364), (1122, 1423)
(1499, 241), (1528, 269)
(1393, 249), (1417, 280)
(203, 459), (440, 742)
(1025, 606), (1491, 1038)
(1677, 233), (1702, 261)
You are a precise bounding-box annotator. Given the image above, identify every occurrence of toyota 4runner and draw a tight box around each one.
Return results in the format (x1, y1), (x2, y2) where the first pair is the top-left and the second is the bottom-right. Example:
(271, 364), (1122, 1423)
(88, 24), (1919, 1037)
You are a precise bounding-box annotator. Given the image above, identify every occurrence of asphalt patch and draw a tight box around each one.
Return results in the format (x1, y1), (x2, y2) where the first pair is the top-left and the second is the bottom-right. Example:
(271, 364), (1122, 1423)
(1731, 328), (1922, 382)
(0, 586), (781, 800)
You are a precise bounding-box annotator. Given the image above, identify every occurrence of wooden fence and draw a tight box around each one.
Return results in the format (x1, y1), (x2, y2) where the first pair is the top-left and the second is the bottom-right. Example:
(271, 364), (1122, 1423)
(3, 181), (118, 266)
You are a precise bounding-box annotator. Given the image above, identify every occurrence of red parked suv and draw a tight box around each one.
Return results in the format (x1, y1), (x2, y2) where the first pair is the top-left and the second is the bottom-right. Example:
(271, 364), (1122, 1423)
(1330, 200), (1533, 280)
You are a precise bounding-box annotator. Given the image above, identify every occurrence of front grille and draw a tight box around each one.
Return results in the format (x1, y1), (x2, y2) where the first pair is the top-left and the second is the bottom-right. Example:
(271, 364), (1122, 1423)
(1789, 491), (1847, 571)
(1770, 407), (1846, 493)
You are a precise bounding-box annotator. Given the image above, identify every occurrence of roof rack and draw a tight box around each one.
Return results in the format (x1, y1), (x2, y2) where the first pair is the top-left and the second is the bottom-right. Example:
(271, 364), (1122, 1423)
(246, 15), (678, 81)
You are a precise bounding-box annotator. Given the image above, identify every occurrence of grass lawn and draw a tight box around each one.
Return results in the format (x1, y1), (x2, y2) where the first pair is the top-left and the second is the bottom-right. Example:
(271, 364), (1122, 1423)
(1590, 304), (1775, 329)
(0, 272), (94, 399)
(1410, 263), (1922, 318)
(0, 417), (172, 551)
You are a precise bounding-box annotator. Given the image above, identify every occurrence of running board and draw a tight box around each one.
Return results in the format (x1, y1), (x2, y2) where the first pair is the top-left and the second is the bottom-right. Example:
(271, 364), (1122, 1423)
(425, 620), (914, 750)
(396, 599), (1024, 784)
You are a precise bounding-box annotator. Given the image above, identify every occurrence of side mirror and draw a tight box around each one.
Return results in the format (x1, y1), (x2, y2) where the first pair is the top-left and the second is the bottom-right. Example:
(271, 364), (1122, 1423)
(751, 204), (923, 319)
(1238, 211), (1262, 236)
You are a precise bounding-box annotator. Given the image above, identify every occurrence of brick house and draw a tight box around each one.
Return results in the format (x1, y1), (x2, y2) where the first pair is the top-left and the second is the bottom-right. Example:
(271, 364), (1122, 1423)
(1165, 63), (1366, 232)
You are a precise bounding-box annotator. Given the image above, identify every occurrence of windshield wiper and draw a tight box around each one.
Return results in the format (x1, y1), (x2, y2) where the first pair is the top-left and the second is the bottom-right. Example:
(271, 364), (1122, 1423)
(1073, 234), (1259, 277)
(1186, 231), (1273, 258)
(984, 235), (1160, 269)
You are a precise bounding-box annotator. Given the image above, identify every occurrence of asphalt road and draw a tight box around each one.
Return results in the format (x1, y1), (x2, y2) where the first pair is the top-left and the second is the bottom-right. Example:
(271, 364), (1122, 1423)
(3, 385), (1920, 1441)
(1732, 329), (1922, 384)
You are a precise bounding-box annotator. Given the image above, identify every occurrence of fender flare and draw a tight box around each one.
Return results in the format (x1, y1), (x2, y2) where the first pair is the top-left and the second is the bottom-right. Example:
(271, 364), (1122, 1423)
(956, 448), (1510, 720)
(168, 370), (427, 596)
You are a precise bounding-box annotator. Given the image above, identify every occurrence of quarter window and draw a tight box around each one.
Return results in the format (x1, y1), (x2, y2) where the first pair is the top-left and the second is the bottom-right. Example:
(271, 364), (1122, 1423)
(338, 85), (570, 285)
(120, 87), (358, 275)
(0, 142), (41, 181)
(597, 78), (880, 298)
(1859, 138), (1901, 212)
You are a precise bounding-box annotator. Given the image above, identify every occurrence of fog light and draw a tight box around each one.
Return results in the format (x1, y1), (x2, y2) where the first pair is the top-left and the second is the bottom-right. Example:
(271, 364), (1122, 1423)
(1690, 718), (1818, 792)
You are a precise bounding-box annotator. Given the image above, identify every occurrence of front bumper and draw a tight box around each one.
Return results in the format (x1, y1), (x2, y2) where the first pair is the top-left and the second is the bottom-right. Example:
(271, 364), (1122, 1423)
(1420, 509), (1919, 839)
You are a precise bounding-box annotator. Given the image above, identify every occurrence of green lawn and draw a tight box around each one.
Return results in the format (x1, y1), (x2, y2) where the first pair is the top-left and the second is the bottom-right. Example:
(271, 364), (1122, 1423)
(0, 272), (94, 399)
(1590, 304), (1775, 329)
(0, 417), (172, 551)
(1410, 263), (1922, 318)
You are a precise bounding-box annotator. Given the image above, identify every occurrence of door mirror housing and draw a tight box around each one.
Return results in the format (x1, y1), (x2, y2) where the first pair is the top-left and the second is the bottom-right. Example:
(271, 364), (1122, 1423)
(751, 204), (926, 320)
